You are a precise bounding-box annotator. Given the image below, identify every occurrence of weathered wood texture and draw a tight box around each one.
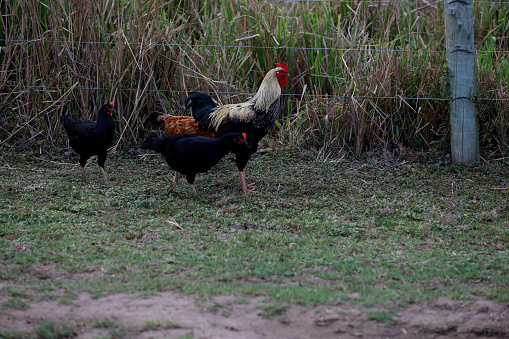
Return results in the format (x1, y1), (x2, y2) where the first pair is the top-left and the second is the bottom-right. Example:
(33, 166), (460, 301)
(444, 0), (480, 163)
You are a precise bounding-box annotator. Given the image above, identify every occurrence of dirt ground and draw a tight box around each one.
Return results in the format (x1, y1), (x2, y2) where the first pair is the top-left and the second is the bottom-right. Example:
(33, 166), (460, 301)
(0, 292), (508, 339)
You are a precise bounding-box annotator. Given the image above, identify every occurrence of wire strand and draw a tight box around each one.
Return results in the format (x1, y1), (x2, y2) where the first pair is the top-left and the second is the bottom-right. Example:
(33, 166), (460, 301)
(1, 39), (507, 54)
(2, 84), (507, 101)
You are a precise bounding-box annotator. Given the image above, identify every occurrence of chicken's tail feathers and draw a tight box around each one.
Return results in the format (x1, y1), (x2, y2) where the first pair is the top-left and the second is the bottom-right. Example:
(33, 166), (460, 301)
(141, 134), (195, 154)
(181, 92), (217, 128)
(181, 92), (215, 111)
(148, 112), (165, 129)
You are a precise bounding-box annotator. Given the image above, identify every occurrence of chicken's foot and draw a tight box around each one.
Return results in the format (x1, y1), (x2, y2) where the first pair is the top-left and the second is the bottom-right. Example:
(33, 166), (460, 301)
(188, 183), (198, 196)
(80, 166), (88, 183)
(100, 167), (113, 185)
(168, 171), (178, 192)
(239, 169), (256, 193)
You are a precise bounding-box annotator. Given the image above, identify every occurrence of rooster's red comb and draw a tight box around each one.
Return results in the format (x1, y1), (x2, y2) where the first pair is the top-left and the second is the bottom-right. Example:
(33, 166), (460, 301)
(109, 101), (114, 108)
(274, 59), (288, 73)
(242, 132), (247, 140)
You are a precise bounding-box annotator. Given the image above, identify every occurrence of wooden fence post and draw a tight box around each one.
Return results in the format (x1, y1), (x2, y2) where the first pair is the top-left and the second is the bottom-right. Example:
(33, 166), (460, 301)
(444, 0), (480, 163)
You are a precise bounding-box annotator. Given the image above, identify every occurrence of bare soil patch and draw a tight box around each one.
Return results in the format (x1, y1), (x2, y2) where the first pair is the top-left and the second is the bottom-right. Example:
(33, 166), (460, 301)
(1, 293), (507, 338)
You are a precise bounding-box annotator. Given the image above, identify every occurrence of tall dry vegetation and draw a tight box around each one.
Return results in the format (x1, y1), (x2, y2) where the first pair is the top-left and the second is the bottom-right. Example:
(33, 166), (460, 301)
(0, 0), (507, 155)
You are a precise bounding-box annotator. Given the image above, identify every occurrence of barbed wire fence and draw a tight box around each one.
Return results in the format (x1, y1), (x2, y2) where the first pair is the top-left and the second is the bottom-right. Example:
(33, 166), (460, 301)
(1, 39), (507, 101)
(0, 0), (508, 151)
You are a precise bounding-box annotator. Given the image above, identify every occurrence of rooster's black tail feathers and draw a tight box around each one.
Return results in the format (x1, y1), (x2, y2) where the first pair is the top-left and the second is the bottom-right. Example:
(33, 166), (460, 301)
(181, 92), (217, 128)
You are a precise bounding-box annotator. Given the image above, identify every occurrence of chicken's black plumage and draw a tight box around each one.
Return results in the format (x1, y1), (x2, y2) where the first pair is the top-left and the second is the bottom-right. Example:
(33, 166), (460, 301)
(141, 132), (249, 196)
(179, 61), (289, 193)
(60, 102), (115, 183)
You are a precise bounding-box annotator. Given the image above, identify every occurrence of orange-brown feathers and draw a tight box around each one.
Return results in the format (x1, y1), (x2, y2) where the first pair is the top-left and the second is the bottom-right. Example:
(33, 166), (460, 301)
(156, 114), (215, 138)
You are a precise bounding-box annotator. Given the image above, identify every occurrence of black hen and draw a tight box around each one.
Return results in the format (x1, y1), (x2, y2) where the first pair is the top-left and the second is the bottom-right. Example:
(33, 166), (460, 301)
(60, 102), (115, 183)
(141, 133), (249, 196)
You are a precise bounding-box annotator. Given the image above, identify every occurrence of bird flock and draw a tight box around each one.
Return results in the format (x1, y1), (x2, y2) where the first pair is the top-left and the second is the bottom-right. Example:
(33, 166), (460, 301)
(60, 61), (289, 196)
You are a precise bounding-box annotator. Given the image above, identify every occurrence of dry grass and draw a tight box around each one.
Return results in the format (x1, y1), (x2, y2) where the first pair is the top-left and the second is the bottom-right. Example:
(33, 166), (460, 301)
(0, 0), (507, 154)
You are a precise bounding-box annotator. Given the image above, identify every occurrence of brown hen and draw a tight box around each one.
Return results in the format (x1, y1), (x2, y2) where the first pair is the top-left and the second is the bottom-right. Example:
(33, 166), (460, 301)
(152, 114), (215, 138)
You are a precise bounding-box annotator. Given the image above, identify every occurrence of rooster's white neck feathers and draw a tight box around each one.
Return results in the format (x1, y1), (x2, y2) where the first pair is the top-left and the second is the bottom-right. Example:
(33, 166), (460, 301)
(208, 67), (284, 131)
(251, 68), (283, 112)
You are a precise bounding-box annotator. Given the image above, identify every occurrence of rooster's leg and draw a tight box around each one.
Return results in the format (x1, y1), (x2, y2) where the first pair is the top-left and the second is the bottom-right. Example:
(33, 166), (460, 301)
(168, 171), (178, 192)
(97, 154), (112, 184)
(80, 166), (88, 183)
(100, 167), (112, 184)
(188, 183), (198, 196)
(239, 169), (256, 193)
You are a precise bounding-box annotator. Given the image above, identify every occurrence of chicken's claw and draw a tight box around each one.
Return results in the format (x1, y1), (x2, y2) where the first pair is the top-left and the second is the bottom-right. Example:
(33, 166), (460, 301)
(245, 182), (257, 192)
(239, 170), (256, 193)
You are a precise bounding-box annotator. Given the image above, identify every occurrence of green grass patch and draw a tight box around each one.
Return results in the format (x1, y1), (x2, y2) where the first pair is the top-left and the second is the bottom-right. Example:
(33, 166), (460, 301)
(176, 331), (194, 339)
(163, 320), (182, 329)
(2, 299), (29, 310)
(0, 148), (508, 314)
(93, 317), (117, 329)
(35, 321), (76, 339)
(0, 330), (34, 339)
(108, 326), (137, 338)
(59, 292), (78, 306)
(142, 320), (161, 331)
(364, 310), (396, 323)
(259, 303), (291, 319)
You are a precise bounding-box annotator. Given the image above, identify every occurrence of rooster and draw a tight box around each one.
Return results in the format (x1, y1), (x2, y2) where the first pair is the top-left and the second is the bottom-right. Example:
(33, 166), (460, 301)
(149, 60), (289, 193)
(141, 133), (249, 196)
(60, 102), (115, 183)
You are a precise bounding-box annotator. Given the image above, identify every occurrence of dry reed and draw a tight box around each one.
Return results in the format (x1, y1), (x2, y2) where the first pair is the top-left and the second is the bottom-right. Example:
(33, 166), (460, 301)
(0, 0), (507, 155)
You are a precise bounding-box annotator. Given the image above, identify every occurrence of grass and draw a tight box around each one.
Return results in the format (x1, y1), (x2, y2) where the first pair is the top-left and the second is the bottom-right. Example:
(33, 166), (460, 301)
(164, 320), (183, 329)
(35, 321), (76, 339)
(108, 326), (138, 338)
(176, 332), (194, 339)
(364, 310), (397, 324)
(259, 303), (291, 319)
(93, 317), (117, 329)
(143, 320), (161, 330)
(0, 145), (507, 317)
(0, 0), (508, 154)
(1, 299), (29, 310)
(0, 330), (34, 339)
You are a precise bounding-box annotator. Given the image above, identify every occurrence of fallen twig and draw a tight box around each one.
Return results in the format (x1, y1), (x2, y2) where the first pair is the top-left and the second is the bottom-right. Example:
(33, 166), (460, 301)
(166, 219), (183, 230)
